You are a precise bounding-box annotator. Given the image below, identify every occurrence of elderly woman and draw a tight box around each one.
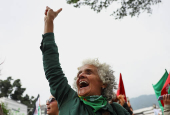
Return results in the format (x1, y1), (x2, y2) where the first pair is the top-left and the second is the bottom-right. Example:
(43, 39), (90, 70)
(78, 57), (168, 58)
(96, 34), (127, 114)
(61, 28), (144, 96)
(41, 6), (130, 115)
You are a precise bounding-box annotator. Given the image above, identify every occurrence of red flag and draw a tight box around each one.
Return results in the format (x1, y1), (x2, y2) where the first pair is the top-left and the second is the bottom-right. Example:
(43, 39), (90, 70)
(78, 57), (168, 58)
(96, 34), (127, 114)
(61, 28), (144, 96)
(117, 73), (127, 102)
(161, 72), (170, 107)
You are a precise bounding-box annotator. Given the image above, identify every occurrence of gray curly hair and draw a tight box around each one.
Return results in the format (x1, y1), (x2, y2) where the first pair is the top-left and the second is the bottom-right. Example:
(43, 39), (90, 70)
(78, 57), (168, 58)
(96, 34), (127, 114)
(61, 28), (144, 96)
(73, 58), (117, 101)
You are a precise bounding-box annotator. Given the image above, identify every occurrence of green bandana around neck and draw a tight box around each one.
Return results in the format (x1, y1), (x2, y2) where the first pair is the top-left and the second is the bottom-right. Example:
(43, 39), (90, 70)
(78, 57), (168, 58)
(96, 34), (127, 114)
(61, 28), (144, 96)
(79, 95), (107, 113)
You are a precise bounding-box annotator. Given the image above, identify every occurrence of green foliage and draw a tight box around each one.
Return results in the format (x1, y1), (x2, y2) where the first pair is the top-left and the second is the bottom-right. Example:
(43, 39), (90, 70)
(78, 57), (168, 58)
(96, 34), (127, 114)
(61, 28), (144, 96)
(10, 79), (26, 101)
(66, 0), (162, 19)
(0, 77), (36, 115)
(21, 94), (36, 115)
(0, 77), (13, 97)
(0, 102), (10, 115)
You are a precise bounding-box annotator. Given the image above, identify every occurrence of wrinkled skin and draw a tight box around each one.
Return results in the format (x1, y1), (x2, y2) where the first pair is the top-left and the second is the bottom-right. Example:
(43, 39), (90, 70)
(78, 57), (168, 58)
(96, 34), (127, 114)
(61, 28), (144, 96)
(76, 64), (106, 97)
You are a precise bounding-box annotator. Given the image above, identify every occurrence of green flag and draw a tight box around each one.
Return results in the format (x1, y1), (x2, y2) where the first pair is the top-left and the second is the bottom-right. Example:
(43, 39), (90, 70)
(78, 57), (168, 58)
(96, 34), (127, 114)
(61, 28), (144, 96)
(38, 106), (41, 115)
(152, 69), (169, 114)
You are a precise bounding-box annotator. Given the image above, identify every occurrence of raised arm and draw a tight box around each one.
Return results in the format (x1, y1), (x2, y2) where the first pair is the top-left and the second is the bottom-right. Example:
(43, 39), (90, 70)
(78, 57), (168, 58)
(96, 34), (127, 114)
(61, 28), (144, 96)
(40, 7), (76, 108)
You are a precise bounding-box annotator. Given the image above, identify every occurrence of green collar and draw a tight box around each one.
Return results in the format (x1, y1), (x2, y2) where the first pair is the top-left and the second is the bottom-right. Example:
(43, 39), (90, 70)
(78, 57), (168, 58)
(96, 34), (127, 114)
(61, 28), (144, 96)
(79, 95), (113, 114)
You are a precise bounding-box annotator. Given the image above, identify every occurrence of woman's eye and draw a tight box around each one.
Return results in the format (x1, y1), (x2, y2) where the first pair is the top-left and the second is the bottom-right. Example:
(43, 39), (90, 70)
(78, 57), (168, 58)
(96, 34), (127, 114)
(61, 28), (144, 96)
(87, 72), (91, 74)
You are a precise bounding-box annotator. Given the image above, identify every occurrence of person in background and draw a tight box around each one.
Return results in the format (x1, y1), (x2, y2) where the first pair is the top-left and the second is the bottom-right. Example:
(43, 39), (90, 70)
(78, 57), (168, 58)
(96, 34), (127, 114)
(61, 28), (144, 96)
(127, 98), (133, 115)
(109, 95), (133, 115)
(46, 95), (59, 115)
(163, 94), (170, 115)
(153, 104), (160, 115)
(118, 95), (133, 115)
(117, 95), (125, 106)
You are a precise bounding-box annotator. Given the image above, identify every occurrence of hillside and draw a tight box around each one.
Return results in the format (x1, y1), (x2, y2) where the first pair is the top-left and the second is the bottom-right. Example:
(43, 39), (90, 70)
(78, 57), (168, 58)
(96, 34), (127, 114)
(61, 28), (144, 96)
(129, 94), (159, 110)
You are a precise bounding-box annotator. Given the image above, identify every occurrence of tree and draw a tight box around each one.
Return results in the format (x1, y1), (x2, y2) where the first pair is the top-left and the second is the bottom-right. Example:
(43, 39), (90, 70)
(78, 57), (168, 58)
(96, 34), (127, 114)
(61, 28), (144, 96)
(10, 79), (26, 101)
(67, 0), (162, 19)
(0, 102), (10, 115)
(0, 77), (36, 115)
(21, 94), (36, 115)
(0, 77), (13, 98)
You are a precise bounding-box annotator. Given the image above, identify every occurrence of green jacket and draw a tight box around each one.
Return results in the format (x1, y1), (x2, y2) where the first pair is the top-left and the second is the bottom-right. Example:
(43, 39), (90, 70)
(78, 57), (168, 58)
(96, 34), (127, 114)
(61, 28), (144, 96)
(40, 33), (130, 115)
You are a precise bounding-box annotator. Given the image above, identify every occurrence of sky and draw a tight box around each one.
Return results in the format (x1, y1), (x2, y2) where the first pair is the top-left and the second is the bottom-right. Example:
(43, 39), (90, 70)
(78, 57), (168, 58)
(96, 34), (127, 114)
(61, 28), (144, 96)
(0, 0), (170, 105)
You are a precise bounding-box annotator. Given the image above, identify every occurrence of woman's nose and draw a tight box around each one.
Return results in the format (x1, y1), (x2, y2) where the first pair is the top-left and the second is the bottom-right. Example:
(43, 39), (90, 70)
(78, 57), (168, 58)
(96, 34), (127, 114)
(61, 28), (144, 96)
(78, 72), (85, 78)
(46, 101), (49, 105)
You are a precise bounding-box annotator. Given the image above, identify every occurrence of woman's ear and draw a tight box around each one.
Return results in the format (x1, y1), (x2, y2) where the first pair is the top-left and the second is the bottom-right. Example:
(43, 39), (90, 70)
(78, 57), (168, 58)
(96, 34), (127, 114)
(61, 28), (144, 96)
(102, 84), (107, 89)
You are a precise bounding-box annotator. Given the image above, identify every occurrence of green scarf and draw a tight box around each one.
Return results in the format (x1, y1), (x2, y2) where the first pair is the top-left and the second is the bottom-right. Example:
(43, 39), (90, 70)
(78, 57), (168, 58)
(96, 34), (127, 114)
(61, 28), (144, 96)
(79, 95), (107, 113)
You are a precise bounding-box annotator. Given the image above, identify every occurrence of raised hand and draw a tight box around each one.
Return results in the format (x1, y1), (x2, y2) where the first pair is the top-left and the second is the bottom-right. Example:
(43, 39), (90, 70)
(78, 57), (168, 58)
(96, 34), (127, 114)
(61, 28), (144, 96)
(44, 6), (62, 22)
(163, 94), (170, 105)
(44, 6), (62, 34)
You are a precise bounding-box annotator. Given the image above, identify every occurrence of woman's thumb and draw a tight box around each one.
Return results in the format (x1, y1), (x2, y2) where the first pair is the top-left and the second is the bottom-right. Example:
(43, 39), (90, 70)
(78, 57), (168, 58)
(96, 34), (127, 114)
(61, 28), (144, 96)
(55, 8), (62, 16)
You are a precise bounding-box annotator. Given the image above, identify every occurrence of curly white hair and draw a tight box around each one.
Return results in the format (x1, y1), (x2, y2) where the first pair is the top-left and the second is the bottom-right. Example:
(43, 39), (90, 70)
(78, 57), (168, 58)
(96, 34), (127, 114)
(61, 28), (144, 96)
(73, 58), (117, 100)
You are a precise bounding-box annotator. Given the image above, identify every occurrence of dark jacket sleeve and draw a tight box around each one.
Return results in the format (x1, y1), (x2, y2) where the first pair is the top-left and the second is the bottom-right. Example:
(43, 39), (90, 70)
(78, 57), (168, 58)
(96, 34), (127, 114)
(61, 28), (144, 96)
(112, 102), (130, 115)
(40, 33), (75, 108)
(123, 102), (133, 115)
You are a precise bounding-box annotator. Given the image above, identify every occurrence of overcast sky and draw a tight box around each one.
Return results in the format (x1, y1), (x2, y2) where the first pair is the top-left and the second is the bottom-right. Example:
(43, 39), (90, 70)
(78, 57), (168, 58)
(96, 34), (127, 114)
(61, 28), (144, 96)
(0, 0), (170, 105)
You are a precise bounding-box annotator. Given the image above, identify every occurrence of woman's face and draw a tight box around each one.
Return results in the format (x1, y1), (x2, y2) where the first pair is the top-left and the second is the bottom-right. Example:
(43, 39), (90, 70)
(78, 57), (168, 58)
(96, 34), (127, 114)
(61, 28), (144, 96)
(46, 95), (59, 115)
(76, 64), (105, 97)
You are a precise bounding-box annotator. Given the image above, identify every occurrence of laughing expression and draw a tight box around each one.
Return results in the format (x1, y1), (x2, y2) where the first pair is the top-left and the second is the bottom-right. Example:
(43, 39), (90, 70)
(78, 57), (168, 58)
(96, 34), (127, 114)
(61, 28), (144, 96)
(76, 64), (103, 97)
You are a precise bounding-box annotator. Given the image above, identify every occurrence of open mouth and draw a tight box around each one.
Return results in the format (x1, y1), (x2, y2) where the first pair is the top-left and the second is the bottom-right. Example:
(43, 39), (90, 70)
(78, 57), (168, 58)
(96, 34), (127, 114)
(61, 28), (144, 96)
(79, 81), (89, 88)
(47, 106), (50, 111)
